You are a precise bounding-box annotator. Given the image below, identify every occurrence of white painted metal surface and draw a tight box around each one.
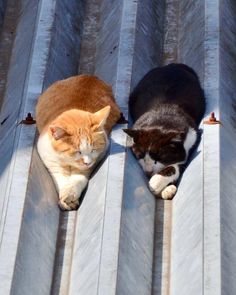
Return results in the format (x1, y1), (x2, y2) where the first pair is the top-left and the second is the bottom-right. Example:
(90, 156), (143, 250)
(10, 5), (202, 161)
(203, 1), (221, 294)
(0, 0), (59, 294)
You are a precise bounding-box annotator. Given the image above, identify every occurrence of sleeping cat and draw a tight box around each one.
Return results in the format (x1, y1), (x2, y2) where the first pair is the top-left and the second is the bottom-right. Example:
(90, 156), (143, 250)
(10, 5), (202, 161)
(36, 75), (121, 210)
(124, 63), (205, 199)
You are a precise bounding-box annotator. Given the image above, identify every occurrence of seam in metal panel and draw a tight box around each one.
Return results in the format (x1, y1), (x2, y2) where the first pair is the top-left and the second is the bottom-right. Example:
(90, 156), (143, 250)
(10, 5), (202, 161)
(0, 0), (58, 293)
(97, 1), (138, 294)
(203, 0), (221, 294)
(0, 0), (42, 247)
(0, 0), (42, 288)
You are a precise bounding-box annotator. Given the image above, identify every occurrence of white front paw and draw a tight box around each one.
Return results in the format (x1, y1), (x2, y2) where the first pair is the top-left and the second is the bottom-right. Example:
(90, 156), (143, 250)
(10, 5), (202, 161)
(59, 185), (81, 211)
(161, 185), (177, 200)
(149, 174), (164, 195)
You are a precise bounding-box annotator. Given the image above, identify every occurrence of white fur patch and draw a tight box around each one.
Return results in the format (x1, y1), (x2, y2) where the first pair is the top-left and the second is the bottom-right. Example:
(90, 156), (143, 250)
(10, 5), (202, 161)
(77, 137), (108, 169)
(59, 174), (88, 210)
(183, 128), (197, 158)
(37, 132), (60, 168)
(161, 184), (177, 200)
(37, 132), (89, 210)
(78, 138), (94, 167)
(37, 130), (109, 210)
(149, 164), (180, 196)
(139, 153), (164, 175)
(79, 138), (90, 152)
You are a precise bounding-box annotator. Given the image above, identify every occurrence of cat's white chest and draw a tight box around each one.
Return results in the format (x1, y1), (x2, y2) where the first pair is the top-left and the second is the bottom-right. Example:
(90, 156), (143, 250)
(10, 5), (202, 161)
(37, 131), (60, 164)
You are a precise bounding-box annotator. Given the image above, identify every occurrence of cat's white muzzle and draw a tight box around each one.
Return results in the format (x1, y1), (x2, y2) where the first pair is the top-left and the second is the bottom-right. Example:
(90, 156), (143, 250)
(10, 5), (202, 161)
(139, 153), (165, 176)
(75, 161), (95, 170)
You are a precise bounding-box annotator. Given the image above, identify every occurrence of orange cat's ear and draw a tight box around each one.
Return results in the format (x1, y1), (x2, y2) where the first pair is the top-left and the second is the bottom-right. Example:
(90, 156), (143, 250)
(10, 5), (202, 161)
(92, 106), (111, 128)
(49, 126), (68, 140)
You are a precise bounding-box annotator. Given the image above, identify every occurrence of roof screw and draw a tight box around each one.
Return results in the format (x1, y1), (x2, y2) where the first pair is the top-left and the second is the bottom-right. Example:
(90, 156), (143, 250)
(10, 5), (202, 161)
(117, 112), (128, 124)
(209, 112), (217, 122)
(203, 112), (221, 125)
(19, 113), (36, 125)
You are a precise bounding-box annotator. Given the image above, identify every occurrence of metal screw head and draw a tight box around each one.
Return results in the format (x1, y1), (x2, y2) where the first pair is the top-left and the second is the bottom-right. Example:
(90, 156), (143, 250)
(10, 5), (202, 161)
(203, 112), (221, 125)
(19, 112), (36, 125)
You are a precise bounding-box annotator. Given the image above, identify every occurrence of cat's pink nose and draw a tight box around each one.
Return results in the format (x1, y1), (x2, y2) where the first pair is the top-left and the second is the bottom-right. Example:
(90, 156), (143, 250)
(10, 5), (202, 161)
(82, 157), (93, 166)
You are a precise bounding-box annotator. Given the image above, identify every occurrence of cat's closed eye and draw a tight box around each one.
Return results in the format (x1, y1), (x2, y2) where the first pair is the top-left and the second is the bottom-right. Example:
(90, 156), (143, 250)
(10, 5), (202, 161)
(149, 151), (160, 162)
(165, 143), (179, 150)
(149, 143), (179, 161)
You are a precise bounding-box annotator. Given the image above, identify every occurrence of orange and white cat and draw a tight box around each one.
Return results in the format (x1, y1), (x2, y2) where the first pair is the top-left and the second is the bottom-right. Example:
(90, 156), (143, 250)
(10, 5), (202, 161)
(36, 75), (121, 210)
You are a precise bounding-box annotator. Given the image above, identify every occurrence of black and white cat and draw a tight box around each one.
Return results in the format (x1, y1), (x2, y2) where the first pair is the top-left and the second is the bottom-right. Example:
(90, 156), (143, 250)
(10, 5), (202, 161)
(124, 63), (206, 199)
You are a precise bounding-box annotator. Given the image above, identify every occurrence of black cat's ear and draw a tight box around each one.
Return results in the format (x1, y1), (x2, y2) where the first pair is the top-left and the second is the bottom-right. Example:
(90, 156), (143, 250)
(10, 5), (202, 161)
(123, 128), (138, 138)
(123, 129), (138, 147)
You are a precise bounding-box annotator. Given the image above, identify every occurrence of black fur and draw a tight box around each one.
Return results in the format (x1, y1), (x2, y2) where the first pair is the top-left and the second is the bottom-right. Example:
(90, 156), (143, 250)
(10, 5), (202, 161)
(129, 63), (205, 126)
(124, 63), (206, 171)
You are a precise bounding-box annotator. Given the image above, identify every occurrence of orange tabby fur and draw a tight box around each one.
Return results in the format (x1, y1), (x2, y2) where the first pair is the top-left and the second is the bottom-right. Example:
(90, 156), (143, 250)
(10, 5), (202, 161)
(48, 109), (108, 160)
(36, 75), (121, 210)
(36, 75), (121, 134)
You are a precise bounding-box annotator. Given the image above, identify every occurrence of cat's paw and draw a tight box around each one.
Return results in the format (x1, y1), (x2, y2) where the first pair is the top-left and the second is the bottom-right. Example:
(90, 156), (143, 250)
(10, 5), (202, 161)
(149, 174), (165, 195)
(161, 184), (177, 200)
(59, 186), (80, 211)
